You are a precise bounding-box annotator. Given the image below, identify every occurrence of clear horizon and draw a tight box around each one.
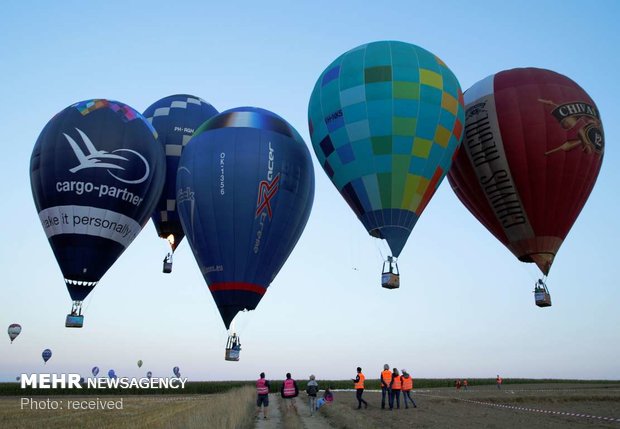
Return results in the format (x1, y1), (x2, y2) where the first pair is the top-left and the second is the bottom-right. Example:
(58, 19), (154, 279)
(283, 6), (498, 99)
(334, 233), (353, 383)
(1, 0), (619, 382)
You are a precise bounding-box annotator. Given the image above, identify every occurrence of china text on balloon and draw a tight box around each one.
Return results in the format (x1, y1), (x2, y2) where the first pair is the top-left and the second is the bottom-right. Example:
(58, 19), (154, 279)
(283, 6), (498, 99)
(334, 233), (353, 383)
(55, 181), (144, 206)
(465, 112), (526, 229)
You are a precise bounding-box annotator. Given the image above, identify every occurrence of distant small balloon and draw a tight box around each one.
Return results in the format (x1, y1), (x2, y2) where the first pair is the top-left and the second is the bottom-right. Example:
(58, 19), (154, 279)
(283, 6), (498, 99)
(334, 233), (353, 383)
(173, 366), (180, 378)
(42, 349), (52, 364)
(137, 360), (143, 368)
(8, 324), (21, 343)
(92, 366), (99, 377)
(108, 369), (116, 379)
(146, 371), (152, 380)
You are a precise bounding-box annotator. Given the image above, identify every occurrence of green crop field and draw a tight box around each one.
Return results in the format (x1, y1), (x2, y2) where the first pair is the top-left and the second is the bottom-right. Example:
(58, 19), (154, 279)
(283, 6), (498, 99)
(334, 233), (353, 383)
(1, 378), (616, 396)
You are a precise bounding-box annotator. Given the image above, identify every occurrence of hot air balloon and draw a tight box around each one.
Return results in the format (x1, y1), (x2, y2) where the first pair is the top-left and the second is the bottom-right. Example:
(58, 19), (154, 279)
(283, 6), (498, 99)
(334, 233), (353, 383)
(30, 99), (166, 327)
(137, 359), (143, 368)
(146, 371), (152, 379)
(8, 323), (21, 343)
(173, 366), (180, 378)
(42, 349), (52, 364)
(308, 41), (465, 288)
(143, 95), (219, 273)
(92, 366), (99, 377)
(108, 369), (116, 379)
(447, 68), (604, 307)
(177, 107), (315, 360)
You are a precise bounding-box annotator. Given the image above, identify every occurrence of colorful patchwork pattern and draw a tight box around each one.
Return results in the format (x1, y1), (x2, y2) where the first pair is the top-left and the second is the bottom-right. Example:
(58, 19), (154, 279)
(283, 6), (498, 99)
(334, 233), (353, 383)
(73, 99), (157, 137)
(308, 41), (465, 256)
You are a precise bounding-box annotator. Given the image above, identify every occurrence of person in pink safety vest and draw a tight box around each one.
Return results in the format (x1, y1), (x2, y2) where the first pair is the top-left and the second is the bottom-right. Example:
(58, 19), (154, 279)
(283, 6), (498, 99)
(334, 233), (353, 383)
(256, 372), (270, 419)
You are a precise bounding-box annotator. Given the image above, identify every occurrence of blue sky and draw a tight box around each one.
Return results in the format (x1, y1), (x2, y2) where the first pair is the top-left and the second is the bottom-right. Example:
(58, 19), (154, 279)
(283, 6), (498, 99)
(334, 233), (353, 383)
(1, 0), (619, 382)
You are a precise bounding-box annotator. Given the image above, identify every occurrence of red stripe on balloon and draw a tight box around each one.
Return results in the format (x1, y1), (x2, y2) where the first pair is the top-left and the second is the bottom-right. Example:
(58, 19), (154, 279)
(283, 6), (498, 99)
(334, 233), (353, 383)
(208, 282), (266, 295)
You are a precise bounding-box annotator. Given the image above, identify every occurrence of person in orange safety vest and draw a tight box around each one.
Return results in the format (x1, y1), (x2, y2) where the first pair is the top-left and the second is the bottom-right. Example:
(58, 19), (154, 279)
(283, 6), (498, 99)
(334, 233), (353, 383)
(352, 367), (368, 409)
(380, 364), (393, 409)
(401, 369), (417, 408)
(390, 368), (402, 409)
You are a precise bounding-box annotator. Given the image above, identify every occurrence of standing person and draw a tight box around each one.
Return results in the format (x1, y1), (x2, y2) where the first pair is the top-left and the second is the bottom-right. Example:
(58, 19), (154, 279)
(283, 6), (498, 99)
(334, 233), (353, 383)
(256, 372), (270, 419)
(496, 374), (503, 389)
(352, 367), (368, 409)
(281, 372), (299, 411)
(380, 364), (393, 409)
(390, 368), (401, 409)
(306, 374), (319, 416)
(455, 379), (462, 390)
(401, 369), (417, 408)
(463, 379), (468, 391)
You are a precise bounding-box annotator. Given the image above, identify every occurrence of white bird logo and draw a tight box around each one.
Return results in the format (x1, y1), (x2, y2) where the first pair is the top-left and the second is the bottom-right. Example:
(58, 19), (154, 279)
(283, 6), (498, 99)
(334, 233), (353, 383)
(64, 128), (150, 184)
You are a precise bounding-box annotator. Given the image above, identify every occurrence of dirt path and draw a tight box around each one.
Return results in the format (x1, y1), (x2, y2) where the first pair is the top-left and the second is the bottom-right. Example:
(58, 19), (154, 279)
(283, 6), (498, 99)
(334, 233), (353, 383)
(294, 395), (334, 428)
(254, 394), (283, 429)
(253, 394), (334, 429)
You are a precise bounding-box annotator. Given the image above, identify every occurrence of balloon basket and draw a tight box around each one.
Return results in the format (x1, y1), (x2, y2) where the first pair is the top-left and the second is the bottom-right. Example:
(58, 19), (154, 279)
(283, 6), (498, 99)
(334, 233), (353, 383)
(225, 348), (240, 361)
(225, 334), (241, 361)
(65, 314), (84, 328)
(163, 253), (173, 274)
(534, 280), (552, 307)
(381, 273), (400, 289)
(381, 257), (400, 289)
(535, 291), (552, 307)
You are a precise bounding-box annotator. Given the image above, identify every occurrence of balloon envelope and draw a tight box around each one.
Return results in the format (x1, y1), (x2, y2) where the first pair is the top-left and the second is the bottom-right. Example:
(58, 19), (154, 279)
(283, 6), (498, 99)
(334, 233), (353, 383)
(146, 371), (152, 379)
(108, 369), (116, 379)
(92, 366), (99, 377)
(308, 41), (465, 257)
(177, 107), (315, 328)
(8, 323), (21, 343)
(30, 99), (165, 303)
(143, 95), (218, 251)
(447, 68), (604, 275)
(173, 366), (180, 377)
(137, 360), (143, 368)
(42, 349), (52, 363)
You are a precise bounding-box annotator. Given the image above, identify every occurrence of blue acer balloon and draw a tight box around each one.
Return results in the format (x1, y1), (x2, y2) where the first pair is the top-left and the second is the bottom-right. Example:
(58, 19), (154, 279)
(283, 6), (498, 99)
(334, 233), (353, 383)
(42, 349), (52, 364)
(143, 95), (218, 273)
(92, 366), (99, 377)
(177, 107), (315, 331)
(108, 369), (116, 379)
(173, 366), (180, 377)
(30, 100), (166, 327)
(146, 371), (152, 379)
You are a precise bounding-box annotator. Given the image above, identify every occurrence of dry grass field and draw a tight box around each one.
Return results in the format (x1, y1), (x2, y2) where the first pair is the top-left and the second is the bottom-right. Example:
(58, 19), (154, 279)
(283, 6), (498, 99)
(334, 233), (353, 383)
(318, 383), (620, 428)
(0, 386), (256, 429)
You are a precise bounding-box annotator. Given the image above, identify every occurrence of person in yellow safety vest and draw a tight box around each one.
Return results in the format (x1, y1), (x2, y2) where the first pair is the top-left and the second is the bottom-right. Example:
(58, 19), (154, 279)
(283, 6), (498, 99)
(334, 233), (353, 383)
(390, 368), (401, 409)
(256, 372), (270, 419)
(496, 374), (502, 389)
(352, 367), (368, 409)
(281, 372), (299, 411)
(380, 364), (393, 409)
(401, 369), (417, 408)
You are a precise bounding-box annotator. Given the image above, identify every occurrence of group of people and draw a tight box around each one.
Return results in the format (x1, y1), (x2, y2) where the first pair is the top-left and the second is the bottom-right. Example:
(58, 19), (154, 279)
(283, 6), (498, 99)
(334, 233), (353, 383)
(255, 372), (334, 419)
(350, 365), (417, 410)
(455, 379), (468, 390)
(378, 364), (417, 410)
